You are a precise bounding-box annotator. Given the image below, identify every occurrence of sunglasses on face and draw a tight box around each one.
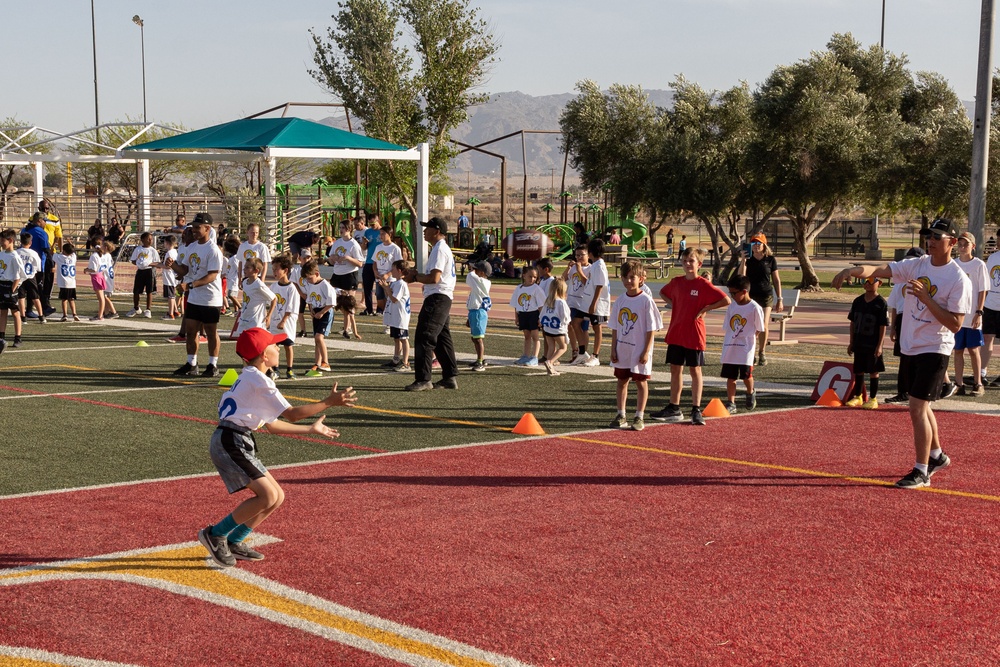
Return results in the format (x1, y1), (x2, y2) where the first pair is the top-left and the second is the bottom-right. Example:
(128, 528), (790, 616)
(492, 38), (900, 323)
(924, 231), (951, 241)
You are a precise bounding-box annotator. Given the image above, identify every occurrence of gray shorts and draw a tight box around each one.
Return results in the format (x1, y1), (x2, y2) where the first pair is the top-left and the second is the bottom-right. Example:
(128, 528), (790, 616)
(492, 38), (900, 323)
(209, 422), (267, 494)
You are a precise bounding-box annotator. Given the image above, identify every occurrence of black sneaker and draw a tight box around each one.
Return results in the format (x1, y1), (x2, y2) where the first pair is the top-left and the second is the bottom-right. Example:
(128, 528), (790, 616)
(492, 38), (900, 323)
(608, 414), (628, 429)
(928, 453), (951, 477)
(895, 468), (930, 489)
(433, 377), (458, 389)
(691, 406), (706, 426)
(471, 360), (486, 372)
(228, 540), (265, 561)
(404, 381), (434, 392)
(202, 364), (219, 378)
(12, 338), (22, 348)
(198, 526), (236, 567)
(745, 391), (757, 410)
(173, 362), (198, 376)
(957, 385), (967, 396)
(941, 381), (958, 398)
(383, 359), (401, 367)
(883, 393), (908, 404)
(651, 405), (684, 423)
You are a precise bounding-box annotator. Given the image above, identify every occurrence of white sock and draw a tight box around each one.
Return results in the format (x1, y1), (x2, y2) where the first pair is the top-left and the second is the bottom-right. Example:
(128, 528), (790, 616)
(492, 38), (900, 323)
(914, 463), (929, 474)
(618, 410), (626, 417)
(930, 448), (943, 460)
(635, 411), (644, 419)
(187, 354), (196, 365)
(209, 356), (218, 365)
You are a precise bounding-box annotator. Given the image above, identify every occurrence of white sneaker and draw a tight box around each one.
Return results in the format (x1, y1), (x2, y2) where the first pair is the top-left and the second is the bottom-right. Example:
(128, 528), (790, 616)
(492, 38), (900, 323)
(570, 352), (591, 366)
(583, 356), (600, 367)
(143, 310), (152, 318)
(125, 309), (138, 318)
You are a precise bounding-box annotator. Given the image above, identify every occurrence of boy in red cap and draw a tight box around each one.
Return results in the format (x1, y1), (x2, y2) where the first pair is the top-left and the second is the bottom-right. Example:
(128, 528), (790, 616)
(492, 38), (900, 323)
(197, 327), (357, 567)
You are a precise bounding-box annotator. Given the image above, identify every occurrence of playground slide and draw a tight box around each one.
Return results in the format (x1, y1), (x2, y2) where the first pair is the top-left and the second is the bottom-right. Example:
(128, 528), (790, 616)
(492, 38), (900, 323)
(619, 219), (659, 258)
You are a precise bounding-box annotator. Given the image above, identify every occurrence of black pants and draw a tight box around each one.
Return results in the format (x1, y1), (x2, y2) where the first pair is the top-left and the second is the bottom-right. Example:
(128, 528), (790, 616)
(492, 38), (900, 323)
(41, 261), (54, 310)
(413, 293), (458, 383)
(361, 263), (377, 314)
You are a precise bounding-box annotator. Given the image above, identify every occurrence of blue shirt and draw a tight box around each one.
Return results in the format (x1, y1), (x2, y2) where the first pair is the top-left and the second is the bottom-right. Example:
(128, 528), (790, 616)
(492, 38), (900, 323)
(363, 228), (382, 264)
(21, 222), (49, 272)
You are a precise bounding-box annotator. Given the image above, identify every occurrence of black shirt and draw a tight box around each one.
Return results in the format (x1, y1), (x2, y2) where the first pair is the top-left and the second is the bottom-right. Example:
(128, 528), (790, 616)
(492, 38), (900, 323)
(848, 294), (889, 350)
(745, 255), (778, 300)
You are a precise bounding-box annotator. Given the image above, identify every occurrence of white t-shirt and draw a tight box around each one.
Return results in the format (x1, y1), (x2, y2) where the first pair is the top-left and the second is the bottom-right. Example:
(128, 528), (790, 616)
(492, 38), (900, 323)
(887, 282), (905, 314)
(721, 300), (765, 366)
(236, 277), (276, 336)
(566, 264), (592, 311)
(305, 278), (337, 310)
(891, 255), (973, 356)
(224, 255), (241, 294)
(588, 258), (611, 317)
(541, 298), (571, 336)
(538, 275), (555, 297)
(16, 248), (41, 280)
(217, 365), (292, 431)
(328, 237), (364, 275)
(183, 240), (225, 307)
(956, 256), (989, 329)
(610, 291), (660, 375)
(510, 283), (547, 312)
(269, 281), (301, 342)
(175, 243), (192, 285)
(161, 248), (178, 287)
(0, 250), (26, 282)
(54, 252), (77, 289)
(424, 240), (456, 299)
(384, 279), (411, 330)
(466, 272), (492, 310)
(131, 245), (160, 270)
(86, 251), (104, 276)
(373, 242), (403, 277)
(101, 253), (116, 293)
(237, 240), (272, 274)
(985, 251), (1000, 311)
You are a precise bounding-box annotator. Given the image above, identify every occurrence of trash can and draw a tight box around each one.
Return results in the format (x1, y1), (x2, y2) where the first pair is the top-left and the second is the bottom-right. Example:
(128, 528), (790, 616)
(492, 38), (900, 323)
(894, 248), (906, 261)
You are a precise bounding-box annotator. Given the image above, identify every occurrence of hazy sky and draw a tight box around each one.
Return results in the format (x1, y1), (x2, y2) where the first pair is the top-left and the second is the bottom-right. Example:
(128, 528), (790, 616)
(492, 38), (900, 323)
(2, 0), (988, 135)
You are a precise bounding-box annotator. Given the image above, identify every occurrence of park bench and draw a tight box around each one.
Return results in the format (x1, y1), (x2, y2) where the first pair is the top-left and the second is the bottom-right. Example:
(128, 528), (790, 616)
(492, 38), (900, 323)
(769, 287), (801, 345)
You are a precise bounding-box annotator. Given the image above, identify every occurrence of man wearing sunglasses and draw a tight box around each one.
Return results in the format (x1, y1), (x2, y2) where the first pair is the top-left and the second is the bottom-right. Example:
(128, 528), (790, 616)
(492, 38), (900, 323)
(832, 219), (973, 489)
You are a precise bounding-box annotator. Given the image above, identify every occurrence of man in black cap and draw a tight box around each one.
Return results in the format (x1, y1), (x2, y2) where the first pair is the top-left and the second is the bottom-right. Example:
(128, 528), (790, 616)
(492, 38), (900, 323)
(403, 217), (458, 391)
(833, 219), (973, 489)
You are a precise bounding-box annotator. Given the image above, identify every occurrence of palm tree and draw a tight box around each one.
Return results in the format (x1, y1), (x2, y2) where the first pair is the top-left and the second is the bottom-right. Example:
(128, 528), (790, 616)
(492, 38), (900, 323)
(466, 196), (481, 228)
(541, 202), (555, 225)
(559, 191), (573, 225)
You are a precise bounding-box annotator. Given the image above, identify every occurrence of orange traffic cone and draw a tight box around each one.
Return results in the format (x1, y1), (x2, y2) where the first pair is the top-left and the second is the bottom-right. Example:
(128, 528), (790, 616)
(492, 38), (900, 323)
(701, 398), (730, 418)
(512, 412), (545, 435)
(816, 388), (842, 407)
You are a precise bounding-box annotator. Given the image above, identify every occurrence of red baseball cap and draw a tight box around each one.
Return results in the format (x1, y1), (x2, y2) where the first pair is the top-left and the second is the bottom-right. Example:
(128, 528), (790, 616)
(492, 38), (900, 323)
(236, 328), (287, 362)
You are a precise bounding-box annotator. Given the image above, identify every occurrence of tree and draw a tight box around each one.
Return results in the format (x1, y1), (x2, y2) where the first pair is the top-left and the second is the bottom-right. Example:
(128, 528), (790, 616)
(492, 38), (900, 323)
(560, 80), (667, 244)
(310, 0), (498, 215)
(0, 117), (46, 224)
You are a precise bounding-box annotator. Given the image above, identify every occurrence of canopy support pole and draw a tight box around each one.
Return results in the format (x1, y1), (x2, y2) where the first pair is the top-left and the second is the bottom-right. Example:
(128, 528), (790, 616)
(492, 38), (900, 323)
(415, 142), (429, 272)
(33, 161), (44, 208)
(137, 159), (150, 231)
(263, 157), (278, 242)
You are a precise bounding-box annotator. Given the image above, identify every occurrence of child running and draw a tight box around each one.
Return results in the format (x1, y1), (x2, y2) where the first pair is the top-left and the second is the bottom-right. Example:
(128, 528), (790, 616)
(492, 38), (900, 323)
(302, 258), (336, 372)
(511, 265), (546, 366)
(197, 327), (357, 567)
(380, 259), (412, 372)
(844, 276), (888, 409)
(651, 247), (729, 425)
(269, 254), (300, 380)
(720, 275), (764, 414)
(465, 260), (492, 371)
(54, 242), (80, 321)
(541, 277), (570, 375)
(609, 260), (660, 431)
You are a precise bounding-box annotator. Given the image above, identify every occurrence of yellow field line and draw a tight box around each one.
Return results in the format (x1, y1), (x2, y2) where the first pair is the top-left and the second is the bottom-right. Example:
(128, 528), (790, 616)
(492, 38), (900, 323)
(558, 434), (1000, 503)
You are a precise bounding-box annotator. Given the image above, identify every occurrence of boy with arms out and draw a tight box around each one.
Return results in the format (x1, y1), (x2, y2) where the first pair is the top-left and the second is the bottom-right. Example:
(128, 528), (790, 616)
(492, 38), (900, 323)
(651, 247), (730, 425)
(198, 327), (357, 567)
(844, 277), (888, 409)
(720, 275), (764, 414)
(833, 219), (972, 488)
(609, 261), (660, 431)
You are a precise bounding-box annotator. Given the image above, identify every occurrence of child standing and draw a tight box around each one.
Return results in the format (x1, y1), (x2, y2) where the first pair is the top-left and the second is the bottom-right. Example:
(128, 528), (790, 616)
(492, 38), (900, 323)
(268, 254), (300, 380)
(156, 235), (180, 319)
(302, 259), (336, 372)
(223, 236), (242, 317)
(609, 261), (660, 431)
(235, 257), (277, 339)
(510, 265), (546, 366)
(84, 241), (119, 320)
(720, 275), (765, 414)
(0, 229), (26, 352)
(583, 238), (611, 367)
(236, 223), (272, 281)
(651, 247), (729, 425)
(541, 277), (571, 375)
(198, 327), (357, 567)
(381, 259), (412, 371)
(563, 246), (593, 365)
(465, 260), (492, 371)
(127, 232), (160, 318)
(952, 232), (988, 395)
(54, 242), (80, 321)
(844, 276), (888, 409)
(16, 233), (44, 325)
(536, 257), (555, 296)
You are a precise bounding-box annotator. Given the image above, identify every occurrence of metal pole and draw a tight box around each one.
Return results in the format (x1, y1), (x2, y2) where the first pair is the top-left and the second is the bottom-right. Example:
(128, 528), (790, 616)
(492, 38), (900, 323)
(139, 22), (146, 123)
(91, 0), (102, 220)
(880, 0), (886, 48)
(969, 0), (996, 255)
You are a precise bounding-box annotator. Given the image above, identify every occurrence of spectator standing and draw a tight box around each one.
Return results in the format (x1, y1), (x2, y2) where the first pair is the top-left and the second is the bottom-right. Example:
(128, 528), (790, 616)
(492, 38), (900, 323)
(738, 233), (782, 365)
(20, 212), (51, 318)
(360, 215), (383, 315)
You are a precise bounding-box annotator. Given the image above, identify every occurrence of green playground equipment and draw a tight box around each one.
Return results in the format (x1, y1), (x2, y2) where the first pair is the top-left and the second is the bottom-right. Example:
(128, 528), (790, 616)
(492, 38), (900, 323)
(535, 223), (578, 260)
(604, 209), (658, 258)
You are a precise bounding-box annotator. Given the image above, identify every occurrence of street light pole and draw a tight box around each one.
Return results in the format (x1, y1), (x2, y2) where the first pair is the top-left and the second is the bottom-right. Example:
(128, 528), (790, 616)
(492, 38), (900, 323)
(132, 15), (146, 124)
(880, 0), (886, 48)
(91, 0), (103, 221)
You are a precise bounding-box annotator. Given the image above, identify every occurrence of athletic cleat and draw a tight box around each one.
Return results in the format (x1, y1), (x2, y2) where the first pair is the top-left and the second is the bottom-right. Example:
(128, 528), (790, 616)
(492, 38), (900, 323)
(941, 381), (958, 398)
(198, 526), (236, 567)
(342, 329), (351, 339)
(106, 312), (120, 319)
(895, 468), (930, 489)
(202, 364), (220, 378)
(631, 416), (645, 432)
(724, 400), (738, 415)
(957, 385), (967, 396)
(265, 368), (278, 380)
(471, 360), (487, 372)
(861, 397), (879, 410)
(433, 377), (458, 390)
(608, 414), (628, 429)
(12, 338), (22, 348)
(746, 390), (757, 410)
(513, 356), (528, 366)
(651, 405), (684, 423)
(883, 393), (908, 404)
(38, 316), (46, 324)
(928, 452), (951, 477)
(228, 540), (265, 561)
(844, 395), (864, 408)
(173, 363), (198, 376)
(691, 405), (706, 426)
(284, 370), (296, 380)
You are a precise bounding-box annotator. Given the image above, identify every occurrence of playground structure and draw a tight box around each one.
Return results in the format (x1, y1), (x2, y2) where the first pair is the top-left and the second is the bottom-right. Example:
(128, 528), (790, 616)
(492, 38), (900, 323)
(536, 214), (658, 261)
